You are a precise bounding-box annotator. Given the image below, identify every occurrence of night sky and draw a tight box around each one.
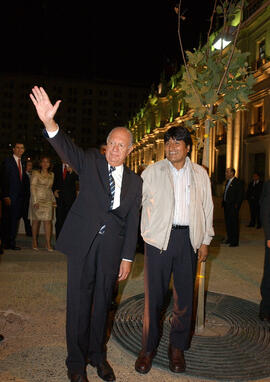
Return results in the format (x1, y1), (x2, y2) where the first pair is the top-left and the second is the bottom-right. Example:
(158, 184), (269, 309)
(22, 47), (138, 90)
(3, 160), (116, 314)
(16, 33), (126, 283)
(1, 1), (214, 86)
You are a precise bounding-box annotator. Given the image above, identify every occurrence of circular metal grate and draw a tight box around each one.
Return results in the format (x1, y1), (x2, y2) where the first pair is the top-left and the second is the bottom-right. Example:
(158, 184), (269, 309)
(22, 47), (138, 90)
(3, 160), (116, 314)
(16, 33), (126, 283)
(112, 292), (270, 381)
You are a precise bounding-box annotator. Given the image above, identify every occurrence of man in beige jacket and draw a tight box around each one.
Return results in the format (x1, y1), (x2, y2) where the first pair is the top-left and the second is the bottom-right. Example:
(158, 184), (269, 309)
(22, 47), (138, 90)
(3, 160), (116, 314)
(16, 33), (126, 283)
(135, 125), (214, 375)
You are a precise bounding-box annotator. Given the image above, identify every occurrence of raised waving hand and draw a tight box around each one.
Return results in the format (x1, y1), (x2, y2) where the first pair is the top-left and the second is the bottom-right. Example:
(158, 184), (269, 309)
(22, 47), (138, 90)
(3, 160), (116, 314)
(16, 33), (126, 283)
(30, 86), (61, 132)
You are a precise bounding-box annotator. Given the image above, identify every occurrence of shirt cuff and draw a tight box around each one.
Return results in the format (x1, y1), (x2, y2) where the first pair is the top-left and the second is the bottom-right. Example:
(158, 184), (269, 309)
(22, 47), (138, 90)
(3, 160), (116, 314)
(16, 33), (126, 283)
(122, 258), (133, 262)
(47, 127), (59, 138)
(202, 236), (212, 246)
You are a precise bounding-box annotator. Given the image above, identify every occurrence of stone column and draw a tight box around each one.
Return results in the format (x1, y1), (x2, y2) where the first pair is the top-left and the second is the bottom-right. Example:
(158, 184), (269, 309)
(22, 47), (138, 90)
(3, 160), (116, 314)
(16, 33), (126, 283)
(226, 115), (233, 168)
(233, 111), (241, 176)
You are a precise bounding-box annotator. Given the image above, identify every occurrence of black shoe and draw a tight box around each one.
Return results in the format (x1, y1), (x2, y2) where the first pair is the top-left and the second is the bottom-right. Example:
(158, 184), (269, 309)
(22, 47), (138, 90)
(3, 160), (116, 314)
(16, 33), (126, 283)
(247, 224), (255, 227)
(90, 360), (116, 381)
(222, 239), (230, 244)
(26, 232), (32, 237)
(256, 225), (261, 229)
(68, 373), (88, 382)
(0, 246), (3, 255)
(229, 244), (238, 247)
(0, 334), (4, 342)
(10, 246), (21, 250)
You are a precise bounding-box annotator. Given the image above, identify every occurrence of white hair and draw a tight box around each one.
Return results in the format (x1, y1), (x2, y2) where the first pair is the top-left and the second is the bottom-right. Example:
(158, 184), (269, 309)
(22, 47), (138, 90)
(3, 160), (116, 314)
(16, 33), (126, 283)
(107, 127), (133, 147)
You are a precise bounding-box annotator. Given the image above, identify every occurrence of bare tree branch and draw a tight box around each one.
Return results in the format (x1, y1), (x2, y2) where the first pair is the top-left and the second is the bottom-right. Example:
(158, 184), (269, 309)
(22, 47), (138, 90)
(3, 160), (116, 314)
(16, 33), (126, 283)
(206, 0), (218, 58)
(177, 0), (204, 109)
(216, 0), (245, 95)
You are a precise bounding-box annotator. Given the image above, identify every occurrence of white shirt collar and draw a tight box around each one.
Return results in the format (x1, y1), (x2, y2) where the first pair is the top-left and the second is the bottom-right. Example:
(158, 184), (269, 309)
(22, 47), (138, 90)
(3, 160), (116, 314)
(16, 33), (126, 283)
(13, 154), (21, 163)
(108, 163), (123, 175)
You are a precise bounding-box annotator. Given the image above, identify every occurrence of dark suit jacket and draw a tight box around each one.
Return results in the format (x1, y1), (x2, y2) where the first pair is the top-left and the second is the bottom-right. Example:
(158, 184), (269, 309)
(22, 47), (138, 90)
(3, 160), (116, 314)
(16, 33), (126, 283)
(45, 129), (142, 273)
(246, 180), (263, 201)
(1, 157), (28, 217)
(260, 180), (270, 240)
(52, 164), (78, 208)
(222, 177), (244, 209)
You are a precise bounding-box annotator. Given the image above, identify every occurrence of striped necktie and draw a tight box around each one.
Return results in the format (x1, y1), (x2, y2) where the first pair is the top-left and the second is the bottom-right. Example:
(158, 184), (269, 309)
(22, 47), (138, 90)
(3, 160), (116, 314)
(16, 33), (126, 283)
(109, 166), (116, 210)
(99, 165), (116, 235)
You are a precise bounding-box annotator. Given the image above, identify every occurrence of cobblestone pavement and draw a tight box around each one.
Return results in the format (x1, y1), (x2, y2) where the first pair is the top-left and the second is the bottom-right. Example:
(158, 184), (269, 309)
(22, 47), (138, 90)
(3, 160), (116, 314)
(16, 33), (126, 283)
(0, 199), (269, 382)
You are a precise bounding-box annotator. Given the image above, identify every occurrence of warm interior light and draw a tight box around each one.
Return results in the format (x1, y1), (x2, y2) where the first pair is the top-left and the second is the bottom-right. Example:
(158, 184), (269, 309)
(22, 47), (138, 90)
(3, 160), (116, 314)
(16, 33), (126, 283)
(213, 38), (231, 50)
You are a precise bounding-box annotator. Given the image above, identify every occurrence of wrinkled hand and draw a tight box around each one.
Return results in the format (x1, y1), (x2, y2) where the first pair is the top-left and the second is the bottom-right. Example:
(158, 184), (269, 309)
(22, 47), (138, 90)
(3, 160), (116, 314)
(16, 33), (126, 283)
(29, 86), (61, 130)
(118, 260), (132, 281)
(267, 240), (270, 249)
(198, 244), (208, 263)
(34, 203), (39, 210)
(4, 197), (11, 207)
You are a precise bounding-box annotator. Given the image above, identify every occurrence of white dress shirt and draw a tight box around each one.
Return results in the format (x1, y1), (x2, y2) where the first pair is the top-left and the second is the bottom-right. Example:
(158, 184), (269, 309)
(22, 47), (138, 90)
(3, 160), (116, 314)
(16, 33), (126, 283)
(169, 159), (190, 226)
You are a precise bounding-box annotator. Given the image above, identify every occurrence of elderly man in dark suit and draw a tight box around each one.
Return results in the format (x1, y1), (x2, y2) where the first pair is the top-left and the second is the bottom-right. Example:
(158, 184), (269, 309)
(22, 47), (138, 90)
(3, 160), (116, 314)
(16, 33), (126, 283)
(30, 86), (142, 382)
(1, 142), (28, 250)
(246, 172), (263, 229)
(53, 162), (78, 239)
(259, 180), (270, 322)
(222, 168), (244, 247)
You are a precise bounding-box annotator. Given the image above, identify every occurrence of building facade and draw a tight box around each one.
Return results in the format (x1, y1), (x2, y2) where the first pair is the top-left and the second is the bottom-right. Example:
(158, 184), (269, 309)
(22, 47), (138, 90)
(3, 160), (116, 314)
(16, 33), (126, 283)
(0, 73), (148, 162)
(127, 0), (270, 194)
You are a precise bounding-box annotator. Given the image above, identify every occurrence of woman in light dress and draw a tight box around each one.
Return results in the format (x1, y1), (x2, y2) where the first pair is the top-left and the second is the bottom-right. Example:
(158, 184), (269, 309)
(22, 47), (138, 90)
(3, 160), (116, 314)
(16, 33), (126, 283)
(29, 156), (56, 251)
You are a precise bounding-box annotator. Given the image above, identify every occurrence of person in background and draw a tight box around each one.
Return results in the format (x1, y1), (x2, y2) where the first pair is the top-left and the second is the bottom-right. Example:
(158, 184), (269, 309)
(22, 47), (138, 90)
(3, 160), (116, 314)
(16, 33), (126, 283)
(222, 168), (244, 247)
(53, 162), (78, 239)
(1, 142), (28, 250)
(30, 156), (56, 251)
(259, 180), (270, 322)
(246, 172), (263, 229)
(22, 160), (33, 236)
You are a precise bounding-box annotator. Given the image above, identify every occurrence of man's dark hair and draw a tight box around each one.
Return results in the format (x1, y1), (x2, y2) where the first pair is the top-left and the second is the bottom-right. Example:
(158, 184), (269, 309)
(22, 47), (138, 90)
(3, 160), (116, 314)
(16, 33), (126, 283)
(164, 125), (193, 153)
(13, 141), (25, 148)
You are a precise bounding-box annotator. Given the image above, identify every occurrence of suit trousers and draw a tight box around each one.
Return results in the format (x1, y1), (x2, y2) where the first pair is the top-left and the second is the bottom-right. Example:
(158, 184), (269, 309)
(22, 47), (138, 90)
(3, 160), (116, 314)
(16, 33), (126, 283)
(260, 244), (270, 315)
(142, 227), (197, 352)
(224, 202), (239, 245)
(2, 202), (22, 247)
(66, 233), (118, 374)
(55, 203), (71, 239)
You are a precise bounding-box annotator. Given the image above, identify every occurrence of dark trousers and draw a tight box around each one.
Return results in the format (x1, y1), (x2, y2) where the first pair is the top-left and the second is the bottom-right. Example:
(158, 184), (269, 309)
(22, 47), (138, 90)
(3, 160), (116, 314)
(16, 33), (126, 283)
(224, 203), (239, 245)
(55, 204), (71, 239)
(66, 234), (117, 374)
(142, 228), (197, 352)
(22, 199), (31, 235)
(260, 244), (270, 315)
(248, 199), (261, 227)
(2, 202), (21, 247)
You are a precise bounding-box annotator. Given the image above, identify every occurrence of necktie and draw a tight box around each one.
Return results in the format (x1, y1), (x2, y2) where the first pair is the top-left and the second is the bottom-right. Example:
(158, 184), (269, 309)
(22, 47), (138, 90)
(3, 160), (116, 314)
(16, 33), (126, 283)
(99, 166), (116, 235)
(63, 165), (67, 180)
(109, 166), (116, 210)
(18, 158), (22, 181)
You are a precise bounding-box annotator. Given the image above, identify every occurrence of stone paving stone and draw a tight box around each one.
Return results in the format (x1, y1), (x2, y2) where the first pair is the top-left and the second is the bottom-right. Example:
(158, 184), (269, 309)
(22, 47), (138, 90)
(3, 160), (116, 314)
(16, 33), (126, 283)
(0, 199), (269, 381)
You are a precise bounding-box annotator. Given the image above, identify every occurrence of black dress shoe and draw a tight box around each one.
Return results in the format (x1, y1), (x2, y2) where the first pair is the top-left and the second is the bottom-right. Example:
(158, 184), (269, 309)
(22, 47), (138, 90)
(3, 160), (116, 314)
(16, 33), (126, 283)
(247, 224), (255, 227)
(168, 344), (186, 373)
(0, 334), (4, 342)
(135, 350), (156, 374)
(90, 360), (116, 381)
(68, 373), (88, 382)
(222, 239), (230, 244)
(0, 246), (3, 255)
(229, 244), (238, 247)
(10, 246), (21, 250)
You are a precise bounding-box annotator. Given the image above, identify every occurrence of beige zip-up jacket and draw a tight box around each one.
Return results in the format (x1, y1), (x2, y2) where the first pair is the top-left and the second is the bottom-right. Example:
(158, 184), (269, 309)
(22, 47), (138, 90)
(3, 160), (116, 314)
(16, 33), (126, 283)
(141, 157), (214, 253)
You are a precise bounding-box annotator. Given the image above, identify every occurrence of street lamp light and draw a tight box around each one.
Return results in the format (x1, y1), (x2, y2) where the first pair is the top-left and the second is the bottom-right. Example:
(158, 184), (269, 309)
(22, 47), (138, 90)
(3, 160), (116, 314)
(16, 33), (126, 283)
(212, 26), (236, 50)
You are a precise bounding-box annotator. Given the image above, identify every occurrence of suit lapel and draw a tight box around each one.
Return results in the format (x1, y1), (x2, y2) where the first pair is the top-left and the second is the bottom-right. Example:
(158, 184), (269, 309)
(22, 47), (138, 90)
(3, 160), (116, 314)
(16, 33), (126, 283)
(97, 155), (110, 196)
(120, 166), (131, 203)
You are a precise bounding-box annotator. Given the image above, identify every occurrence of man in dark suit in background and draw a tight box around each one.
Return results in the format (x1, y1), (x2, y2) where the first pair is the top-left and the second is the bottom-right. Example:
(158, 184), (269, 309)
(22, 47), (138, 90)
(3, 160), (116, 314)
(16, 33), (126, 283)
(53, 162), (78, 239)
(246, 172), (263, 229)
(222, 168), (244, 247)
(30, 86), (142, 382)
(1, 142), (28, 250)
(259, 180), (270, 322)
(22, 160), (32, 237)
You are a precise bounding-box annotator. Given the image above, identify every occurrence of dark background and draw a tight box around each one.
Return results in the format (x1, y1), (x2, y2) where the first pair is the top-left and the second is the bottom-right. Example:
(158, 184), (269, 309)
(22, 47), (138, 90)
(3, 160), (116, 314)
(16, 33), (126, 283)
(0, 0), (214, 85)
